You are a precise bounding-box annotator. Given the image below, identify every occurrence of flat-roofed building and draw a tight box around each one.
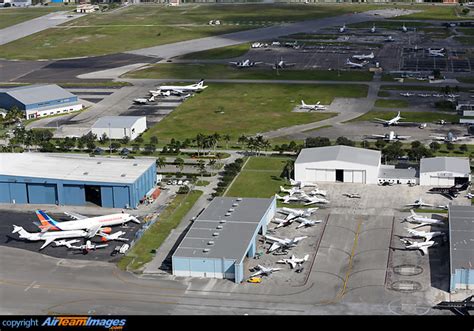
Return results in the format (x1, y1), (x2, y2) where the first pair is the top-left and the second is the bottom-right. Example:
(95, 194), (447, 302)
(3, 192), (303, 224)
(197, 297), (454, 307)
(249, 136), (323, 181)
(91, 116), (147, 141)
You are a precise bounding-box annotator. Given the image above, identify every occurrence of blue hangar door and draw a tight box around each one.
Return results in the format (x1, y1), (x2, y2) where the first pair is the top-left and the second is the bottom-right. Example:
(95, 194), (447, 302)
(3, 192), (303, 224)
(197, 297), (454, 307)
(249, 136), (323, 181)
(27, 184), (58, 204)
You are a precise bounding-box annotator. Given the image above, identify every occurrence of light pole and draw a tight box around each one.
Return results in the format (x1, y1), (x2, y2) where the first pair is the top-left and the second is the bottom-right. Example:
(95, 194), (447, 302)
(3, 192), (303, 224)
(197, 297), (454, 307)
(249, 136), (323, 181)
(108, 122), (111, 156)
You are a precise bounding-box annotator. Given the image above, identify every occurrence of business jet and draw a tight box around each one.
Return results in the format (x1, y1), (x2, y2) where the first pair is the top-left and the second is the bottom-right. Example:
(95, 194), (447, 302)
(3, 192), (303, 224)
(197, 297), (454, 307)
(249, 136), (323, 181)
(289, 179), (317, 189)
(279, 186), (304, 196)
(399, 238), (435, 256)
(405, 198), (435, 209)
(278, 207), (318, 220)
(157, 79), (208, 93)
(308, 188), (327, 197)
(250, 265), (282, 277)
(402, 209), (446, 228)
(352, 52), (374, 60)
(373, 111), (404, 126)
(277, 254), (309, 269)
(346, 59), (368, 68)
(339, 24), (346, 33)
(418, 93), (431, 98)
(432, 93), (444, 98)
(267, 57), (296, 70)
(343, 193), (361, 198)
(402, 23), (408, 33)
(149, 89), (172, 97)
(263, 235), (307, 252)
(294, 218), (322, 228)
(370, 24), (376, 33)
(428, 182), (470, 200)
(428, 49), (445, 57)
(300, 100), (327, 111)
(133, 98), (150, 104)
(367, 131), (411, 141)
(301, 193), (330, 205)
(12, 225), (90, 250)
(229, 59), (263, 68)
(404, 228), (445, 241)
(34, 210), (140, 234)
(69, 240), (108, 253)
(447, 93), (460, 99)
(53, 239), (81, 248)
(275, 194), (302, 204)
(430, 132), (470, 142)
(384, 35), (395, 42)
(400, 92), (415, 97)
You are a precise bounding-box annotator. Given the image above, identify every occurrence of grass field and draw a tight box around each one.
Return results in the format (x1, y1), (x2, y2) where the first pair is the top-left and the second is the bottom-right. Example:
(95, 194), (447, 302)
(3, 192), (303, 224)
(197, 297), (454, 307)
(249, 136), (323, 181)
(117, 190), (202, 271)
(380, 85), (470, 92)
(374, 99), (409, 108)
(0, 7), (68, 29)
(142, 83), (368, 142)
(225, 156), (290, 198)
(179, 44), (251, 60)
(0, 3), (382, 60)
(396, 4), (469, 20)
(125, 63), (374, 81)
(347, 21), (431, 29)
(454, 36), (474, 46)
(348, 110), (460, 124)
(377, 91), (391, 97)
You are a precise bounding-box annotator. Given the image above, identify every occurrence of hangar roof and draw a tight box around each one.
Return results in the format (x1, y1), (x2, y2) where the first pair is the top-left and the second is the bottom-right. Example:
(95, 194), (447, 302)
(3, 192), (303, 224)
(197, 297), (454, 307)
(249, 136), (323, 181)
(0, 84), (76, 106)
(448, 205), (474, 274)
(378, 166), (418, 180)
(173, 197), (274, 261)
(420, 157), (470, 175)
(0, 153), (155, 184)
(295, 145), (381, 167)
(92, 116), (146, 129)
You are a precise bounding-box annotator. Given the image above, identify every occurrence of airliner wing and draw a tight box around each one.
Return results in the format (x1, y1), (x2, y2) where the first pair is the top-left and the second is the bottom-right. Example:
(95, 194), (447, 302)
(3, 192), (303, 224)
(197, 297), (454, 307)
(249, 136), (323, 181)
(40, 238), (55, 250)
(373, 118), (388, 124)
(420, 246), (428, 256)
(412, 222), (429, 229)
(397, 135), (411, 140)
(369, 134), (386, 138)
(268, 242), (281, 252)
(64, 211), (87, 220)
(288, 261), (296, 269)
(86, 224), (102, 238)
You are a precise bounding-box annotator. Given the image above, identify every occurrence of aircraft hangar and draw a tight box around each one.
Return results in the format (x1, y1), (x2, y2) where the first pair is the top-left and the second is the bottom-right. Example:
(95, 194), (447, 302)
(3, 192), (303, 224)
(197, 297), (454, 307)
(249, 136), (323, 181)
(0, 153), (157, 208)
(294, 145), (382, 184)
(419, 157), (471, 186)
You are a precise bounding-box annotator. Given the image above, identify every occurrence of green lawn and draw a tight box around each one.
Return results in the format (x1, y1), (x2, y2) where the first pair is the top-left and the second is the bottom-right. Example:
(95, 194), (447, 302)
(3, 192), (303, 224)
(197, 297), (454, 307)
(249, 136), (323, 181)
(125, 63), (374, 81)
(347, 21), (430, 29)
(374, 99), (408, 108)
(348, 110), (460, 124)
(142, 83), (368, 142)
(225, 156), (290, 198)
(179, 43), (251, 60)
(0, 3), (383, 60)
(454, 37), (474, 46)
(396, 4), (469, 20)
(380, 85), (470, 92)
(377, 91), (391, 97)
(117, 190), (203, 271)
(0, 7), (69, 29)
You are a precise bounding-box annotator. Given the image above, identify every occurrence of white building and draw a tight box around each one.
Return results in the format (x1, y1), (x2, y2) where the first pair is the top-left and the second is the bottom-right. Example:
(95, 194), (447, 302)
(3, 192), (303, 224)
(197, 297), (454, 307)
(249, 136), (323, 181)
(294, 145), (382, 184)
(91, 116), (147, 141)
(419, 157), (471, 186)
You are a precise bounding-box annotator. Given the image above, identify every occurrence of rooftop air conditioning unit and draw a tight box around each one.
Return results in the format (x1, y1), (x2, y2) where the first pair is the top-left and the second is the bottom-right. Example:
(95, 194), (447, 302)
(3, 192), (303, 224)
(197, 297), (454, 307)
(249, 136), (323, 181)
(228, 208), (235, 212)
(225, 213), (231, 217)
(207, 241), (215, 245)
(212, 232), (219, 237)
(232, 203), (238, 207)
(203, 248), (210, 253)
(216, 225), (223, 229)
(219, 220), (226, 224)
(237, 198), (243, 201)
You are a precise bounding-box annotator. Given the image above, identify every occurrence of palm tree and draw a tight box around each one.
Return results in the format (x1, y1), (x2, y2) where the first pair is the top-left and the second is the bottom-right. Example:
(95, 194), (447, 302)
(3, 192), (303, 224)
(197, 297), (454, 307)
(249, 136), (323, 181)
(157, 157), (166, 169)
(175, 157), (185, 174)
(283, 160), (294, 181)
(223, 134), (231, 149)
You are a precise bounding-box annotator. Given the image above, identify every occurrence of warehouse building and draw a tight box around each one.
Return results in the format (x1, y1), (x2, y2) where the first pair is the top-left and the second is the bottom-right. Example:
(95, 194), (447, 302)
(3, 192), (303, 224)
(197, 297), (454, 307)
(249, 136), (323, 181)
(172, 196), (276, 283)
(448, 205), (474, 292)
(378, 165), (418, 185)
(0, 84), (82, 119)
(419, 157), (471, 186)
(294, 145), (381, 184)
(0, 153), (156, 209)
(91, 116), (147, 141)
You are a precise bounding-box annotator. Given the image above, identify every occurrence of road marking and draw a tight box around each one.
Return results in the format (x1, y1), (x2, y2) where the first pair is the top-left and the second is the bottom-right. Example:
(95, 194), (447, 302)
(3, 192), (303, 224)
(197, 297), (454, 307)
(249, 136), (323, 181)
(24, 281), (37, 292)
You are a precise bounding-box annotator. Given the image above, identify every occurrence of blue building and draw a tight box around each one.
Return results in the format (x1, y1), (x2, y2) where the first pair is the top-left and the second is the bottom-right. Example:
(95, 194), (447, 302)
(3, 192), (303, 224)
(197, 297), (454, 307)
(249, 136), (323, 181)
(0, 84), (82, 119)
(172, 197), (276, 284)
(0, 153), (157, 209)
(449, 205), (474, 292)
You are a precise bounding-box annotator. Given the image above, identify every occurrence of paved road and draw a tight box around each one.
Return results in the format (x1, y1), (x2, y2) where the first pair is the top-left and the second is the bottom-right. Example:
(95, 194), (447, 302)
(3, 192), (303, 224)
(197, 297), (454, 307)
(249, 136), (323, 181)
(0, 12), (84, 46)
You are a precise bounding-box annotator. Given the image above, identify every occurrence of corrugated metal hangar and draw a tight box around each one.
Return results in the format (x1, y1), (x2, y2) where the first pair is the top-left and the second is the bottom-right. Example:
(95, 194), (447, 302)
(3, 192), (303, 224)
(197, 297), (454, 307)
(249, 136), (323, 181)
(0, 153), (156, 209)
(294, 145), (381, 184)
(419, 157), (471, 186)
(448, 205), (474, 292)
(91, 116), (147, 141)
(172, 197), (276, 283)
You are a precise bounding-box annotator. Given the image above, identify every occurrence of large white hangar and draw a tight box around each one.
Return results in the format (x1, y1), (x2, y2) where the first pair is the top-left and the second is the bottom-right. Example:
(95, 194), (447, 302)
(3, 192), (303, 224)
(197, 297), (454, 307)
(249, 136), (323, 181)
(419, 157), (471, 186)
(294, 145), (381, 184)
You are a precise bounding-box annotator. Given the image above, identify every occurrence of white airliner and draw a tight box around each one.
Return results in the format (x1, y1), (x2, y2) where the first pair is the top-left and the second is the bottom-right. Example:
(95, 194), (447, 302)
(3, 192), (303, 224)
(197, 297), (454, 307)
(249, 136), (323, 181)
(402, 209), (446, 228)
(229, 59), (263, 68)
(300, 100), (327, 111)
(373, 111), (403, 126)
(368, 131), (411, 141)
(352, 52), (374, 60)
(250, 265), (282, 277)
(370, 24), (376, 33)
(346, 59), (368, 68)
(430, 132), (470, 142)
(400, 92), (415, 97)
(157, 79), (208, 93)
(263, 235), (307, 252)
(339, 24), (346, 33)
(34, 210), (140, 233)
(405, 228), (445, 241)
(399, 238), (435, 256)
(12, 225), (90, 250)
(277, 254), (309, 269)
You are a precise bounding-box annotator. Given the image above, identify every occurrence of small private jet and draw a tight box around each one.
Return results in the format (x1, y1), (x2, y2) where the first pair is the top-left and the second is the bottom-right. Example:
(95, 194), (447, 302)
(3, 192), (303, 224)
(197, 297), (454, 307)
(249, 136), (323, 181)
(229, 59), (263, 68)
(418, 93), (431, 98)
(289, 179), (317, 189)
(250, 265), (282, 277)
(300, 100), (327, 111)
(12, 225), (90, 250)
(133, 97), (154, 104)
(272, 216), (321, 229)
(428, 182), (470, 200)
(278, 207), (319, 220)
(384, 35), (395, 42)
(399, 238), (435, 256)
(428, 48), (445, 57)
(263, 235), (307, 252)
(277, 254), (309, 269)
(402, 209), (446, 228)
(343, 193), (361, 198)
(401, 23), (408, 33)
(308, 188), (327, 197)
(405, 198), (435, 209)
(370, 24), (376, 33)
(400, 92), (415, 97)
(404, 228), (445, 241)
(430, 132), (470, 143)
(352, 52), (374, 60)
(339, 24), (346, 33)
(367, 131), (411, 141)
(346, 59), (368, 68)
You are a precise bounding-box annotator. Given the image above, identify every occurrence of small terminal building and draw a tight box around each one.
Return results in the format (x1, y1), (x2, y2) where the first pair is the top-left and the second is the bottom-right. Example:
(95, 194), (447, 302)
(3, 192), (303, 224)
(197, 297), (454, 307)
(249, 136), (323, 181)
(91, 116), (147, 141)
(448, 205), (474, 292)
(0, 84), (82, 119)
(172, 197), (276, 283)
(419, 157), (471, 186)
(0, 153), (156, 209)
